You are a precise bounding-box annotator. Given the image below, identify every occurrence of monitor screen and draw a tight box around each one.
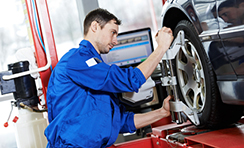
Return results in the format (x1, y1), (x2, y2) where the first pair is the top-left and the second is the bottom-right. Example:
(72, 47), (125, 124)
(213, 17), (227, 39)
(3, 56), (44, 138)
(101, 27), (154, 67)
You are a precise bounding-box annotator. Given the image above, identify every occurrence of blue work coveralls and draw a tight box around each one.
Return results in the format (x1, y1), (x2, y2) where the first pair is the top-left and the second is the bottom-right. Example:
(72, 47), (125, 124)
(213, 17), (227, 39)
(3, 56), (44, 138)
(44, 40), (146, 148)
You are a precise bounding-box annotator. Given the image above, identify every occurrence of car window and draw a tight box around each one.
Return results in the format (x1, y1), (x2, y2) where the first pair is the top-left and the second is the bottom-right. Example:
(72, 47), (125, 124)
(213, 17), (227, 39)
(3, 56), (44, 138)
(193, 0), (221, 31)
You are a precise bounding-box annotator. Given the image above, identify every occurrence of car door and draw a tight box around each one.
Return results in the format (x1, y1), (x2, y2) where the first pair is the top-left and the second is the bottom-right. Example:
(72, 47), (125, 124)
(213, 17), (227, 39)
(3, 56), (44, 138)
(217, 0), (244, 76)
(194, 0), (236, 76)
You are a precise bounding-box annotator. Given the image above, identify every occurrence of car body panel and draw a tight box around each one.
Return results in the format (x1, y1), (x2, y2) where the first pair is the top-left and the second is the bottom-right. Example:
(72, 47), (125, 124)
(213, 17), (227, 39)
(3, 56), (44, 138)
(216, 0), (244, 76)
(161, 0), (244, 104)
(217, 80), (244, 105)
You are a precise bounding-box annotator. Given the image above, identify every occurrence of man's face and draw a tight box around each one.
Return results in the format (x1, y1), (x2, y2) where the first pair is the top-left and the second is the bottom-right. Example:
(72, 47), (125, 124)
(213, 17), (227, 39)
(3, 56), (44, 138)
(219, 6), (240, 25)
(95, 20), (119, 54)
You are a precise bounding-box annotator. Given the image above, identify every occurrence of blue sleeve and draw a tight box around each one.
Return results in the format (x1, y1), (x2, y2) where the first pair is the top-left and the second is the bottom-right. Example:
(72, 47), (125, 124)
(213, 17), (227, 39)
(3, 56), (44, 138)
(66, 53), (146, 93)
(119, 105), (137, 133)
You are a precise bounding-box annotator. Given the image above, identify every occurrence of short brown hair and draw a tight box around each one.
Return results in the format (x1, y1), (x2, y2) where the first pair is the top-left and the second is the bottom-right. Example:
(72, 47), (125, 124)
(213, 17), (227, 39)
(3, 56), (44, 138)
(83, 8), (121, 36)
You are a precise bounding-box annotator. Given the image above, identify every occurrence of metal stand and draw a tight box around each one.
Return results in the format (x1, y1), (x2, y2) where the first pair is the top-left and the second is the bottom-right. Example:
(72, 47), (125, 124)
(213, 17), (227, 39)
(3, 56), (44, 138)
(161, 30), (200, 125)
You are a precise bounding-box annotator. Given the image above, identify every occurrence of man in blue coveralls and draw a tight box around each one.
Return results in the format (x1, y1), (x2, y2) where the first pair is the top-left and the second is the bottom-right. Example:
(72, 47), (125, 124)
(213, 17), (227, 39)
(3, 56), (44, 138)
(44, 8), (174, 148)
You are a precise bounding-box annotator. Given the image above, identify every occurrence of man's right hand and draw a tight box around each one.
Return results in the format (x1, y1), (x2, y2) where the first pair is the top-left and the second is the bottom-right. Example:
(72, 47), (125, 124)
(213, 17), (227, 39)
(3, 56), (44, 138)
(137, 27), (174, 80)
(155, 27), (174, 53)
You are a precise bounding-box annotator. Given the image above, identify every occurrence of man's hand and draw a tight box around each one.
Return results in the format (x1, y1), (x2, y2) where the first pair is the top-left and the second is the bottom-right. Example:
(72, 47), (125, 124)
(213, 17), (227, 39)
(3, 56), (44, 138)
(137, 27), (173, 80)
(159, 95), (173, 117)
(134, 95), (173, 129)
(155, 27), (174, 53)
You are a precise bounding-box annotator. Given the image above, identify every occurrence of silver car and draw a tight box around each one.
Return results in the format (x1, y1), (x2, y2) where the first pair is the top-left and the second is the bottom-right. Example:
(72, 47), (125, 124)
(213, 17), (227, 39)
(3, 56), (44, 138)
(161, 0), (244, 128)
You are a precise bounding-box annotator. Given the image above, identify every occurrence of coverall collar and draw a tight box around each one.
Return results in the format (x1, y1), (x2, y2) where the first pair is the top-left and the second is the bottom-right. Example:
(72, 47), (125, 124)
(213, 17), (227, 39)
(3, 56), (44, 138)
(79, 40), (104, 62)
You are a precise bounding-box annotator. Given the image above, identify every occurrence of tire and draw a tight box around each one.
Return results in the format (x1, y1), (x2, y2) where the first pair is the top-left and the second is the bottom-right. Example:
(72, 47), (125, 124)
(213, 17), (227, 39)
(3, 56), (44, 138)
(173, 20), (244, 129)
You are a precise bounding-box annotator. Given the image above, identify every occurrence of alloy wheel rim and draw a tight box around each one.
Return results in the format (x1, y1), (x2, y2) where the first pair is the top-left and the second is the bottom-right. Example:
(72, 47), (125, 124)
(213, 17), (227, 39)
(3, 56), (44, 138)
(176, 39), (206, 113)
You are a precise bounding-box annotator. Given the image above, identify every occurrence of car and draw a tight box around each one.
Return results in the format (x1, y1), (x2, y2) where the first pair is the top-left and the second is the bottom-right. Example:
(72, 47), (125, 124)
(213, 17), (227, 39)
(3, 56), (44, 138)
(161, 0), (244, 129)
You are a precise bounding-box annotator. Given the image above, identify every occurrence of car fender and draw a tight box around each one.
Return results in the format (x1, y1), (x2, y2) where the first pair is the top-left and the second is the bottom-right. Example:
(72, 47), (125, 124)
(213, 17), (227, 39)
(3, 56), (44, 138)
(161, 0), (202, 35)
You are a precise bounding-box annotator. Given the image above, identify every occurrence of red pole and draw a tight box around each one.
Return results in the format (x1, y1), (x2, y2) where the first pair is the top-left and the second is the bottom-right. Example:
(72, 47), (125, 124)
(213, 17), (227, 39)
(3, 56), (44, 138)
(24, 0), (58, 107)
(162, 0), (167, 5)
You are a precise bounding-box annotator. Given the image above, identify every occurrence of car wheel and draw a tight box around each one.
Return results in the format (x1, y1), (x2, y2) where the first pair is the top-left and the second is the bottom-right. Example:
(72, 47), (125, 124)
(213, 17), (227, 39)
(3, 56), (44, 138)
(173, 20), (243, 129)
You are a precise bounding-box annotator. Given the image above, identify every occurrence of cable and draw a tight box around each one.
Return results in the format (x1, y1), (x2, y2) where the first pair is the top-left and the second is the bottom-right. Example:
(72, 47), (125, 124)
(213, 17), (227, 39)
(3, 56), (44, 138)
(31, 0), (52, 71)
(3, 101), (17, 127)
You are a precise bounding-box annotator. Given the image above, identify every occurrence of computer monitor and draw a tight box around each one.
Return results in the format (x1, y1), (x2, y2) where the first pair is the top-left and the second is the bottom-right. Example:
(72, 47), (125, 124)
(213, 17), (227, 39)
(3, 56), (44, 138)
(101, 27), (154, 67)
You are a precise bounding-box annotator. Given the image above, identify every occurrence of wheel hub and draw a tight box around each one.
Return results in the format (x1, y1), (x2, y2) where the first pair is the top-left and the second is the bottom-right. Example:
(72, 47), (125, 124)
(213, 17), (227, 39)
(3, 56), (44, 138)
(193, 65), (201, 83)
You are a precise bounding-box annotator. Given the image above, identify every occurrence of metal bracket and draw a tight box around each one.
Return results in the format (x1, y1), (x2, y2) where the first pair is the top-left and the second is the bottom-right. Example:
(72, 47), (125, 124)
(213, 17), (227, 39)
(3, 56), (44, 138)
(170, 101), (200, 125)
(162, 30), (185, 60)
(161, 76), (177, 86)
(161, 30), (200, 126)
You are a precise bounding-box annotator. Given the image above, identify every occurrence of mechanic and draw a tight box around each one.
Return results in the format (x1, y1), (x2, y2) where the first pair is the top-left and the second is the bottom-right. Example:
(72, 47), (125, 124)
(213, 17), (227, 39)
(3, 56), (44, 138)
(44, 8), (174, 148)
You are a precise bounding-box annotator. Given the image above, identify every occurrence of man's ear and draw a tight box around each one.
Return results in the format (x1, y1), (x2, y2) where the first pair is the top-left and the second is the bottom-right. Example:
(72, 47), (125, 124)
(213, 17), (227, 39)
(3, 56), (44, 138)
(239, 2), (244, 8)
(90, 21), (99, 33)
